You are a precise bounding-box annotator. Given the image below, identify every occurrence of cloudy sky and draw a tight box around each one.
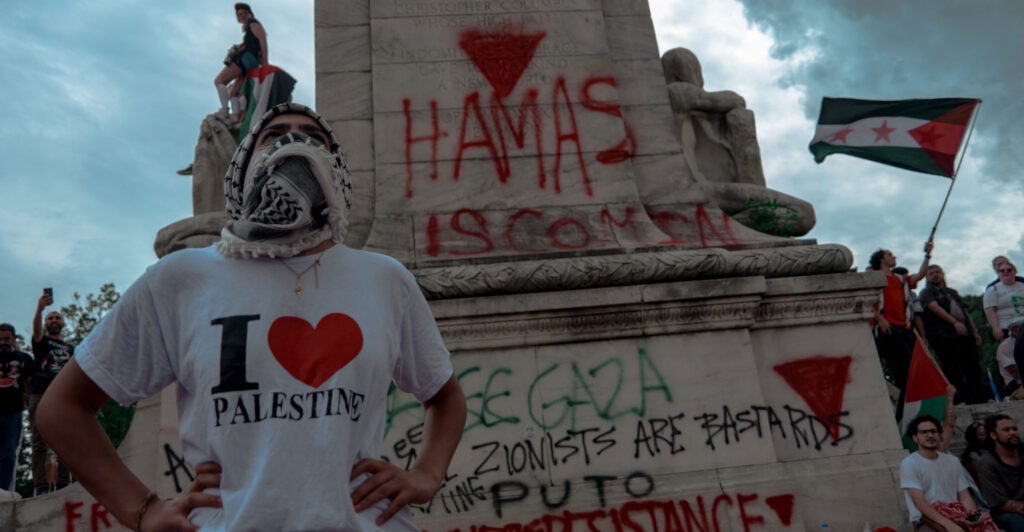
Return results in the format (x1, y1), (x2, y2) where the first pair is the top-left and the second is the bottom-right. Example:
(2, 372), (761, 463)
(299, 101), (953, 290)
(1, 0), (1020, 329)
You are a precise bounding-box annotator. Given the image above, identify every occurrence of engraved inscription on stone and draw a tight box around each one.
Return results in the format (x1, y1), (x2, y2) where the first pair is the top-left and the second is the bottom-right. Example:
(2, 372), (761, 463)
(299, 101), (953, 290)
(374, 0), (599, 18)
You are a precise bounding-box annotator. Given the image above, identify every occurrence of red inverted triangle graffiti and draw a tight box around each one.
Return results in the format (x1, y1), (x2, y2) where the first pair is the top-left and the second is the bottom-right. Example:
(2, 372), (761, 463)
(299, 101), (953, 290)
(773, 355), (852, 440)
(458, 28), (546, 99)
(764, 494), (795, 526)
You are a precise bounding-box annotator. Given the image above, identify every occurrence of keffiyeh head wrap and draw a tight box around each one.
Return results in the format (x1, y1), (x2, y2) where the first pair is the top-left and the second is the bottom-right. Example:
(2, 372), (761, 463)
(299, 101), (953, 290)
(216, 103), (353, 258)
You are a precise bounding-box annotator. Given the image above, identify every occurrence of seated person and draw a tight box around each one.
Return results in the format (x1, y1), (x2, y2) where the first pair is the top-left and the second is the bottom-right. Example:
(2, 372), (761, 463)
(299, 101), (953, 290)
(901, 415), (993, 530)
(961, 422), (988, 485)
(976, 414), (1024, 530)
(215, 3), (267, 119)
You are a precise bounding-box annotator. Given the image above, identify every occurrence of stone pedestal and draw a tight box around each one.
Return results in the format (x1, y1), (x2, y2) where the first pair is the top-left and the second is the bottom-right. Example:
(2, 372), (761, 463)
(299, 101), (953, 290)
(307, 1), (908, 525)
(377, 271), (907, 530)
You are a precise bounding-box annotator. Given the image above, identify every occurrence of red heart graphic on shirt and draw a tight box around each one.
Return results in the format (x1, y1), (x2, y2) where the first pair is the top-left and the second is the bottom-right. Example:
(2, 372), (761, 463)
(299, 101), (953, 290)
(267, 313), (363, 388)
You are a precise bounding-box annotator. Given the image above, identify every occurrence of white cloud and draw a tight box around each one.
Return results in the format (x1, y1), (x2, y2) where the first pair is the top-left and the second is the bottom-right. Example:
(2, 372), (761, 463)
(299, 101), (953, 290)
(649, 0), (1021, 296)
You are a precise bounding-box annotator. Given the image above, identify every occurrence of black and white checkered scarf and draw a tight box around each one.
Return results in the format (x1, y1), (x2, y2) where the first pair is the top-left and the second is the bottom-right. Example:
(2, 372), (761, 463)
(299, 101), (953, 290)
(216, 104), (353, 258)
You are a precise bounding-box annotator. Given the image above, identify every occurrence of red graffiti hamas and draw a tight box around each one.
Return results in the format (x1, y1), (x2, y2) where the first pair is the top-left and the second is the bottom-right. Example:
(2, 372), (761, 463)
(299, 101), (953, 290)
(402, 25), (636, 199)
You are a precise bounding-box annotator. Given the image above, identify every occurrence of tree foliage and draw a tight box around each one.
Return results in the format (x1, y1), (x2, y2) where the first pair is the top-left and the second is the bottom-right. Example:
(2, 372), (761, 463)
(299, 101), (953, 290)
(59, 282), (121, 345)
(59, 282), (134, 445)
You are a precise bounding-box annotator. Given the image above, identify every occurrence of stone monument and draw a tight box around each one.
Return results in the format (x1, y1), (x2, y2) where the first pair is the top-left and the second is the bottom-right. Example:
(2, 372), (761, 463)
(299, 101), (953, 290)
(0, 1), (914, 530)
(311, 0), (906, 530)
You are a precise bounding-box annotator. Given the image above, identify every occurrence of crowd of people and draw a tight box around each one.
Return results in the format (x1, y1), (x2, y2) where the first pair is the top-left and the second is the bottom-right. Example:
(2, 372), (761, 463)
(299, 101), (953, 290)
(870, 245), (1024, 529)
(902, 412), (1024, 530)
(871, 247), (1024, 406)
(0, 291), (75, 496)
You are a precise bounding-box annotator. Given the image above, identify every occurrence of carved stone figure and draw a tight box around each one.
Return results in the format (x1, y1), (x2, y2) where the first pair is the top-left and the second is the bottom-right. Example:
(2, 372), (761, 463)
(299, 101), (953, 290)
(662, 47), (815, 236)
(153, 113), (237, 257)
(190, 113), (239, 216)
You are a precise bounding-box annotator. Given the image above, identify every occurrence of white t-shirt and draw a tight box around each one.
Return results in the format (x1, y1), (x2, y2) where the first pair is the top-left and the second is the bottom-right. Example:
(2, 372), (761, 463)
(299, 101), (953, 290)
(983, 281), (1024, 329)
(76, 245), (453, 531)
(900, 451), (972, 523)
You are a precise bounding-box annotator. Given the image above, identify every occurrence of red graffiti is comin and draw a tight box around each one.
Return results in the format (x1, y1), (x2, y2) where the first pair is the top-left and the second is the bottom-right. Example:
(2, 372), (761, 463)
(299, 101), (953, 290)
(648, 204), (741, 248)
(425, 205), (743, 258)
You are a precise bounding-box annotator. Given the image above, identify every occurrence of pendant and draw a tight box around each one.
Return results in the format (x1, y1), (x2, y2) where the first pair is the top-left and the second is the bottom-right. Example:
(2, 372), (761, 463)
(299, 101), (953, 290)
(295, 278), (302, 298)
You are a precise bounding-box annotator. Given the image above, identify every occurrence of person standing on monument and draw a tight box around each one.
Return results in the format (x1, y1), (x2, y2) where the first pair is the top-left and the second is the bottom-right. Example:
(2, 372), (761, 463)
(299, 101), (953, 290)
(984, 258), (1024, 343)
(0, 324), (33, 492)
(986, 256), (1024, 293)
(869, 242), (932, 392)
(215, 3), (267, 119)
(38, 103), (466, 531)
(891, 266), (929, 349)
(919, 264), (987, 404)
(29, 291), (73, 495)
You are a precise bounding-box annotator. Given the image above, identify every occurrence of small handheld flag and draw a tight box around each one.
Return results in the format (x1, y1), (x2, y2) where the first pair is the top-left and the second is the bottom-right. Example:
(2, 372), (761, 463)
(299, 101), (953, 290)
(899, 337), (949, 451)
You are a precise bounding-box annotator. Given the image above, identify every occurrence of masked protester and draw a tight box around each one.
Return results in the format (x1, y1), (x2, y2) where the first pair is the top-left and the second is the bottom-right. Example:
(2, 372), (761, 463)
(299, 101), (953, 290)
(38, 104), (467, 531)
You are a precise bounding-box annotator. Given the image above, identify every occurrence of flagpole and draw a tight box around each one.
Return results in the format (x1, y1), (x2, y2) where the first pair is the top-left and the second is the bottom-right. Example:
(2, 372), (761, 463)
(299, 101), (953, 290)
(926, 99), (983, 246)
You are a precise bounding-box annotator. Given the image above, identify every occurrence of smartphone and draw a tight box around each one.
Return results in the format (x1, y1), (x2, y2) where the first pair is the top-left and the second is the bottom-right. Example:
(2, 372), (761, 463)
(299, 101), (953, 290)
(43, 287), (53, 298)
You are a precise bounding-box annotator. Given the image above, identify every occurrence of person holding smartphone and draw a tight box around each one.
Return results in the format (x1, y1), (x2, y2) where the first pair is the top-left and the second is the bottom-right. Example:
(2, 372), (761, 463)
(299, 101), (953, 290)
(29, 287), (73, 495)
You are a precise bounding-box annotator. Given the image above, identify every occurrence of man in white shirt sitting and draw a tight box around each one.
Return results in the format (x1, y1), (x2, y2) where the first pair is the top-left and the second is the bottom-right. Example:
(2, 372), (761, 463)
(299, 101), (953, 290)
(901, 415), (986, 530)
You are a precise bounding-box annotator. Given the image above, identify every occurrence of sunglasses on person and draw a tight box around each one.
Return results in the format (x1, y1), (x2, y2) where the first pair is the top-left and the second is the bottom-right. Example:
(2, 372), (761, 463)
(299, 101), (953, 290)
(1000, 268), (1015, 273)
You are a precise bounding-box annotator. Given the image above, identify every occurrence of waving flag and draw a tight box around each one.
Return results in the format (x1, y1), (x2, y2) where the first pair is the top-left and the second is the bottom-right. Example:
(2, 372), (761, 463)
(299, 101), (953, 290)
(898, 337), (949, 451)
(809, 97), (979, 177)
(239, 65), (297, 141)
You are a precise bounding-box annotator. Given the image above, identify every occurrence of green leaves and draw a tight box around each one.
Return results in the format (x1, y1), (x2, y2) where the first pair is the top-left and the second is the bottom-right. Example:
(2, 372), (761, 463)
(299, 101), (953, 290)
(58, 282), (121, 346)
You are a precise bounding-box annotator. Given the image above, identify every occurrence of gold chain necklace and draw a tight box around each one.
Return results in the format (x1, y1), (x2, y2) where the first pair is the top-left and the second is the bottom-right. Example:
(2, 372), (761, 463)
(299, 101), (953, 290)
(277, 251), (326, 298)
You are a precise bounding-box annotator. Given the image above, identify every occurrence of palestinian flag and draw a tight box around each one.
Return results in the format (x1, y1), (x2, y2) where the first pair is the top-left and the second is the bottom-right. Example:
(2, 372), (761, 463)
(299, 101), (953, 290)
(239, 64), (297, 141)
(898, 337), (949, 451)
(809, 97), (980, 177)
